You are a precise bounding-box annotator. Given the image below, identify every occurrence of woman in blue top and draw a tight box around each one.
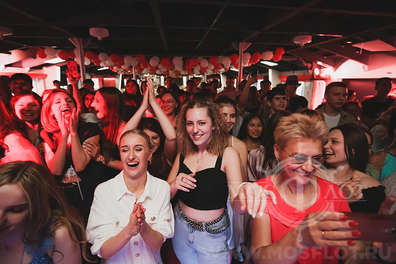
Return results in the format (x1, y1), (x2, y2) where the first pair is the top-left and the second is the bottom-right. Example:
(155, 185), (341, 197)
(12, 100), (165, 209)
(0, 161), (86, 263)
(168, 98), (275, 263)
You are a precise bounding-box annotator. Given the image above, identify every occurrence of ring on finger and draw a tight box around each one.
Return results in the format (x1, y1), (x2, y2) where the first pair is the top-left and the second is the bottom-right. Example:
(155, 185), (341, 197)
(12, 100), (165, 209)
(321, 230), (326, 239)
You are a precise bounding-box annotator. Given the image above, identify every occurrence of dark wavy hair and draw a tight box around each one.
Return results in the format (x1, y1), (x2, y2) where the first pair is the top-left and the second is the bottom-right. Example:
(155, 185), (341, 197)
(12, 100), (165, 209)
(138, 117), (165, 156)
(330, 123), (369, 172)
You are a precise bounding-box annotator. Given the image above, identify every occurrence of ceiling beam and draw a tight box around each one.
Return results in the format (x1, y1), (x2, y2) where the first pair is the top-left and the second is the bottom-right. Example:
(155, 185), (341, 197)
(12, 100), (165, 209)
(242, 0), (322, 42)
(289, 24), (396, 53)
(0, 2), (75, 38)
(317, 44), (369, 65)
(149, 0), (168, 51)
(195, 0), (229, 50)
(158, 0), (396, 18)
(287, 48), (338, 68)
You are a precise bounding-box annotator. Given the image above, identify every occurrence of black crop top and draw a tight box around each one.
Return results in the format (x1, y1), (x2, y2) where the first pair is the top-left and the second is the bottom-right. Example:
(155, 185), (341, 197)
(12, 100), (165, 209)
(176, 154), (228, 210)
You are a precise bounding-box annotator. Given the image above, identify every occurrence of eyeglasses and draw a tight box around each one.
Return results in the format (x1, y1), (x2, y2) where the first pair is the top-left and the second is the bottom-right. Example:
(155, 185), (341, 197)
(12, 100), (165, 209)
(283, 152), (325, 168)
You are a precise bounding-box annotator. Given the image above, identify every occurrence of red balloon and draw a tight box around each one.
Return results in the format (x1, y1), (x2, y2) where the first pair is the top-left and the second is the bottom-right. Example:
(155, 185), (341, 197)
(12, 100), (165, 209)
(250, 52), (261, 65)
(57, 50), (70, 60)
(273, 48), (285, 62)
(36, 48), (47, 59)
(230, 54), (239, 68)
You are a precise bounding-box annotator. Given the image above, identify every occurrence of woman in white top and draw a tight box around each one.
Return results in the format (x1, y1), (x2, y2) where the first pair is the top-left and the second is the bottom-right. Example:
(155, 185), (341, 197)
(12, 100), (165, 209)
(87, 129), (174, 264)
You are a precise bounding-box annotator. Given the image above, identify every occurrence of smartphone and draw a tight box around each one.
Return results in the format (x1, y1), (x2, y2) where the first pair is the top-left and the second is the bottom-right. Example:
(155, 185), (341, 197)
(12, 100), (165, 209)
(346, 212), (396, 242)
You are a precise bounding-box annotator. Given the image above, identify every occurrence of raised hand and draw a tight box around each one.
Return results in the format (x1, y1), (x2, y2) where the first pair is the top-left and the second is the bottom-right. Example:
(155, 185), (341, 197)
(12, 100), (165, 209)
(59, 112), (70, 137)
(146, 77), (156, 105)
(82, 141), (100, 158)
(69, 108), (79, 136)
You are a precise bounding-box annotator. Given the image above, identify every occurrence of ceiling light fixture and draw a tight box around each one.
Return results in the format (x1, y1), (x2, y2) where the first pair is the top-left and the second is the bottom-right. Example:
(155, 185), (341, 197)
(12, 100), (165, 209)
(260, 61), (278, 67)
(98, 67), (109, 71)
(292, 35), (312, 46)
(45, 58), (65, 64)
(89, 27), (109, 40)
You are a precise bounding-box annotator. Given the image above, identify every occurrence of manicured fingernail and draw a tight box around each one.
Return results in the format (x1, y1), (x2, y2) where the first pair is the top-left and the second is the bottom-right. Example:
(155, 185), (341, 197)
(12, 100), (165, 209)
(349, 221), (359, 228)
(348, 240), (356, 246)
(352, 231), (361, 237)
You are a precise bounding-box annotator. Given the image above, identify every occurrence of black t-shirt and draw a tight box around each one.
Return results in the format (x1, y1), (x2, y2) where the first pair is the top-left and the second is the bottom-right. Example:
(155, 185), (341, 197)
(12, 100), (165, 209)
(362, 97), (394, 119)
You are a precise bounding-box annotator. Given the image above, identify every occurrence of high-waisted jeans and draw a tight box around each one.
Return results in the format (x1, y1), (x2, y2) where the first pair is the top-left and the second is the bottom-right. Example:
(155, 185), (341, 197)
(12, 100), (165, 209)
(172, 205), (231, 264)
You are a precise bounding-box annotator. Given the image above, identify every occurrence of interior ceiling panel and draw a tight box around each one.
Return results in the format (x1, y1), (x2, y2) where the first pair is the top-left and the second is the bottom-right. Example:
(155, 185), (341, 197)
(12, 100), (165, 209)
(0, 0), (395, 72)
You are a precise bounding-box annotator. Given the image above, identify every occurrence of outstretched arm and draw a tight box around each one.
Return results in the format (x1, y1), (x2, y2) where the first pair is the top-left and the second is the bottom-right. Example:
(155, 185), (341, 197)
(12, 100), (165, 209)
(122, 84), (149, 134)
(147, 77), (177, 160)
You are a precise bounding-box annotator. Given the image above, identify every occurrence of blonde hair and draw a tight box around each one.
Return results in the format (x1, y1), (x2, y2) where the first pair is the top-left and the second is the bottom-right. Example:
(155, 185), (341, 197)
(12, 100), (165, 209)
(41, 89), (75, 133)
(119, 129), (153, 150)
(274, 113), (328, 149)
(177, 98), (228, 156)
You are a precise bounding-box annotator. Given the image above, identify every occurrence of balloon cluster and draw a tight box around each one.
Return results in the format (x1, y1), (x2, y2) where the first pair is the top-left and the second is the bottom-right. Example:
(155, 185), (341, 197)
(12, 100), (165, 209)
(35, 46), (285, 76)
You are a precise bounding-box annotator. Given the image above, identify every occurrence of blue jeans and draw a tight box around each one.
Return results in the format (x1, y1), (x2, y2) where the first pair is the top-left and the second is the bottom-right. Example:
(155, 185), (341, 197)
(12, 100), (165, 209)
(172, 206), (231, 264)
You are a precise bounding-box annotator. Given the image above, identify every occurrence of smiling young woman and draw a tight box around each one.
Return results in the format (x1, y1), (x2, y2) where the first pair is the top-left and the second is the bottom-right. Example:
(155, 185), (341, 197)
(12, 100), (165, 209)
(86, 129), (174, 264)
(168, 98), (271, 264)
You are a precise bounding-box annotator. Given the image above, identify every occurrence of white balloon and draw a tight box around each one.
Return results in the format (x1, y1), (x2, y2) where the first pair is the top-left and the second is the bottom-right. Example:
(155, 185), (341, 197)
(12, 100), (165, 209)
(222, 56), (231, 68)
(84, 58), (91, 65)
(174, 64), (183, 71)
(105, 59), (114, 66)
(242, 52), (251, 66)
(98, 52), (109, 62)
(261, 51), (273, 61)
(200, 59), (209, 68)
(194, 68), (200, 75)
(44, 47), (57, 57)
(149, 56), (160, 67)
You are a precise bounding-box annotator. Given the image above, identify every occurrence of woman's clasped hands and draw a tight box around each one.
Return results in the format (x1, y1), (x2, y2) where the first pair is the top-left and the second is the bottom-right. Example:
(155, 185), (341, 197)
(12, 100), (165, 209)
(127, 202), (146, 236)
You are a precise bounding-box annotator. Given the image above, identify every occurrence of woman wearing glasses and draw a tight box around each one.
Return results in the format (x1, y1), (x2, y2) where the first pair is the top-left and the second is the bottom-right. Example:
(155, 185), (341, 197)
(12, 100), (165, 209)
(250, 114), (358, 264)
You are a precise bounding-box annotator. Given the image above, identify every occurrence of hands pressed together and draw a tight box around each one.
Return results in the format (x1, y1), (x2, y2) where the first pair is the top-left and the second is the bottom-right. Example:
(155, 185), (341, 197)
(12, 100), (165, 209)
(127, 203), (146, 237)
(57, 108), (79, 137)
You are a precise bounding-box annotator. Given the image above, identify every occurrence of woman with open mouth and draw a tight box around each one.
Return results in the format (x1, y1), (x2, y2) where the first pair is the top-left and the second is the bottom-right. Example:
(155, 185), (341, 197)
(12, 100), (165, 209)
(40, 89), (109, 222)
(87, 129), (174, 264)
(250, 113), (358, 264)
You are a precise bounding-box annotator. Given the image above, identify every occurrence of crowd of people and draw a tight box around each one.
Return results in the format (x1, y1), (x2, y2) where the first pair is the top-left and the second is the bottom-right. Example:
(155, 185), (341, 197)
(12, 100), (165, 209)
(0, 71), (396, 264)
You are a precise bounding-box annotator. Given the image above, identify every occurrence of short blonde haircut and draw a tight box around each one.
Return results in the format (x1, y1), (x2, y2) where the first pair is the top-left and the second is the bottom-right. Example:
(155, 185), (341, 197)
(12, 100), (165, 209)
(274, 113), (328, 149)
